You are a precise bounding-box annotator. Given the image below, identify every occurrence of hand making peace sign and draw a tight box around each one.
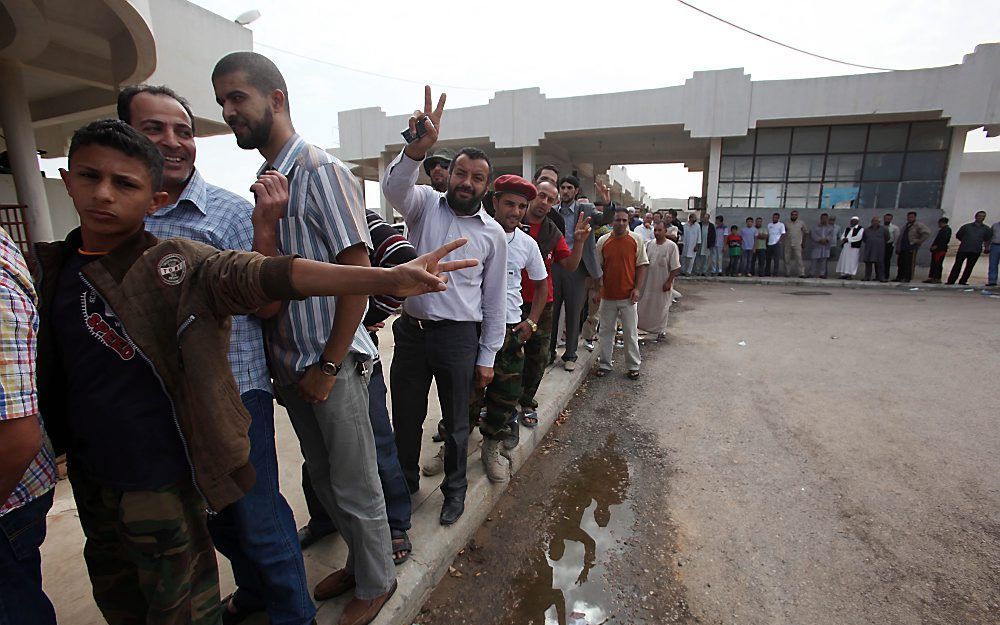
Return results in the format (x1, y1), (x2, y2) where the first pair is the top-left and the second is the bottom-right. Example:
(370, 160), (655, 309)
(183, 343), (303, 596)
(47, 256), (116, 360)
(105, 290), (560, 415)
(403, 85), (447, 161)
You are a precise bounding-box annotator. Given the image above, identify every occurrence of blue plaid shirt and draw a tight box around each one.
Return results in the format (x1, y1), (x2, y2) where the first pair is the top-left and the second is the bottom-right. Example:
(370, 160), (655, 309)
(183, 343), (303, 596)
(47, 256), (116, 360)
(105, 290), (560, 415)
(259, 134), (377, 385)
(145, 170), (271, 396)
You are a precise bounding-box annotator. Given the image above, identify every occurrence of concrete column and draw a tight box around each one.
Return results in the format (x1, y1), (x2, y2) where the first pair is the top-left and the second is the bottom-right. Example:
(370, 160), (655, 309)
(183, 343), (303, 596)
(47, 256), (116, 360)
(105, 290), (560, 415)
(521, 146), (535, 180)
(939, 126), (968, 222)
(0, 60), (54, 243)
(378, 153), (391, 222)
(705, 137), (722, 215)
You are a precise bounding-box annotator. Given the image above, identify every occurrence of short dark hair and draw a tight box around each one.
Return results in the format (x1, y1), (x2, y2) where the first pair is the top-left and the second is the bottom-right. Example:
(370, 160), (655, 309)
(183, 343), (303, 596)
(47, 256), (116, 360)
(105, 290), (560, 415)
(730, 225), (739, 231)
(772, 212), (780, 217)
(69, 119), (164, 191)
(939, 217), (949, 224)
(558, 175), (580, 190)
(614, 207), (630, 217)
(907, 211), (917, 217)
(117, 84), (196, 134)
(449, 147), (492, 179)
(746, 217), (753, 223)
(533, 164), (559, 181)
(820, 212), (829, 217)
(212, 51), (289, 109)
(668, 209), (678, 217)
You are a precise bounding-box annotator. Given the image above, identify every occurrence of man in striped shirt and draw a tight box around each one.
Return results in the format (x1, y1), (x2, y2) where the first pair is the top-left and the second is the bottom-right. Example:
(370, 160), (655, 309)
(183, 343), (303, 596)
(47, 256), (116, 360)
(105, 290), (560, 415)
(299, 210), (418, 565)
(213, 52), (396, 625)
(0, 228), (57, 625)
(119, 84), (312, 625)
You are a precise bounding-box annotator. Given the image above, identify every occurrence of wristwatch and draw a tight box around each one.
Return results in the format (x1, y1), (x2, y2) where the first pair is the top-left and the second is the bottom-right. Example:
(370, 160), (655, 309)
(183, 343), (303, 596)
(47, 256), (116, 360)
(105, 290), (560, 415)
(318, 360), (342, 376)
(525, 319), (538, 332)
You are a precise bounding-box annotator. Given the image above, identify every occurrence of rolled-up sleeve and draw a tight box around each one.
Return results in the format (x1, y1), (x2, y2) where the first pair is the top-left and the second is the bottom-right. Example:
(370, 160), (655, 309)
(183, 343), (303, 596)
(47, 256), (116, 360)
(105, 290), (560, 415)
(382, 150), (435, 221)
(477, 230), (507, 368)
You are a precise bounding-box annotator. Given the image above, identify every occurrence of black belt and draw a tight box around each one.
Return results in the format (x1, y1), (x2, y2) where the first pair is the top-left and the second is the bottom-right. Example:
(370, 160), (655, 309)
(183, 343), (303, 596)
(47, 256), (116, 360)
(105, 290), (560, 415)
(401, 313), (470, 330)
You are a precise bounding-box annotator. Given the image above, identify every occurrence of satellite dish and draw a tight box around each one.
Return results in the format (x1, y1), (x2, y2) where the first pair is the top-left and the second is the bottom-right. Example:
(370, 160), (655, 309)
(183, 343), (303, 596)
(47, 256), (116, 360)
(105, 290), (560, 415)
(234, 9), (261, 25)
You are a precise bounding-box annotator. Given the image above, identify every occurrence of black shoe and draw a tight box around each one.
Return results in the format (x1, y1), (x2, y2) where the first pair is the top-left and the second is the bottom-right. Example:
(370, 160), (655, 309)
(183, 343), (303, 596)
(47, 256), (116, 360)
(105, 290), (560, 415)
(502, 420), (520, 451)
(220, 593), (264, 625)
(440, 496), (465, 525)
(297, 524), (335, 550)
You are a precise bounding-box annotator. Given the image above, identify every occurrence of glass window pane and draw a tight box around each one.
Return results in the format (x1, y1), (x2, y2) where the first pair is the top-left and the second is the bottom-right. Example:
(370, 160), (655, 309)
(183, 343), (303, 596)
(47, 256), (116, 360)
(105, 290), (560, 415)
(722, 132), (755, 155)
(908, 121), (950, 151)
(791, 126), (828, 153)
(788, 155), (825, 181)
(863, 153), (904, 180)
(824, 154), (863, 181)
(820, 183), (860, 209)
(858, 182), (899, 209)
(720, 156), (753, 181)
(898, 181), (942, 209)
(753, 156), (787, 181)
(867, 123), (908, 151)
(902, 152), (946, 180)
(755, 128), (792, 154)
(732, 196), (751, 208)
(752, 183), (784, 208)
(783, 183), (820, 209)
(828, 125), (867, 152)
(732, 183), (751, 197)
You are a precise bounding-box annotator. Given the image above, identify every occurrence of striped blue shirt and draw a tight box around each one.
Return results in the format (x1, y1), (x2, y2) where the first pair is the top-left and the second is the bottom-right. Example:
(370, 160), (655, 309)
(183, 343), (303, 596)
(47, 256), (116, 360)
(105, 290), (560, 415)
(144, 170), (271, 396)
(259, 134), (377, 385)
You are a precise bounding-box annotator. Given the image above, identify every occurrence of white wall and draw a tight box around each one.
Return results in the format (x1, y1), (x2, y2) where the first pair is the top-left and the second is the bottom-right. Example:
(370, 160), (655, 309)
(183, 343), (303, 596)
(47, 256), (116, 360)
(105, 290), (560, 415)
(0, 174), (79, 240)
(954, 172), (1000, 227)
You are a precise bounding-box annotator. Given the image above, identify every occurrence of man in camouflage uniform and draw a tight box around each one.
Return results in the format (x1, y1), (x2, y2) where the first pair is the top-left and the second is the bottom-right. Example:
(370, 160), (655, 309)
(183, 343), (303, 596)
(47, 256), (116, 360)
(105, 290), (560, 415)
(518, 180), (590, 432)
(470, 176), (549, 482)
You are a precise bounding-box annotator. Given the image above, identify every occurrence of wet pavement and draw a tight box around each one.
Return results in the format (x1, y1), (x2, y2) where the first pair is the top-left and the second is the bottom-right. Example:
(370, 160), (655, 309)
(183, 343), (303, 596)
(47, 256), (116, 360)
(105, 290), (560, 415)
(502, 437), (633, 625)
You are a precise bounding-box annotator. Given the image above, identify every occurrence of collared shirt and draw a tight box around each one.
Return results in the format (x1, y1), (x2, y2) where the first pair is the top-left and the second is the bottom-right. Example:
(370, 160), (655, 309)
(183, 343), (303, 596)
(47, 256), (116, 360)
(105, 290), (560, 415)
(258, 134), (377, 385)
(785, 220), (808, 247)
(505, 228), (547, 324)
(886, 222), (900, 246)
(0, 228), (56, 516)
(382, 151), (507, 368)
(557, 202), (582, 250)
(144, 170), (270, 395)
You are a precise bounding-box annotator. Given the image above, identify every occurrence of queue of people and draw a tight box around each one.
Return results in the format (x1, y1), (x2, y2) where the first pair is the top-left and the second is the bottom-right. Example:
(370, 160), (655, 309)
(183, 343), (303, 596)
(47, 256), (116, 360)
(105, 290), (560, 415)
(627, 207), (998, 287)
(0, 52), (684, 625)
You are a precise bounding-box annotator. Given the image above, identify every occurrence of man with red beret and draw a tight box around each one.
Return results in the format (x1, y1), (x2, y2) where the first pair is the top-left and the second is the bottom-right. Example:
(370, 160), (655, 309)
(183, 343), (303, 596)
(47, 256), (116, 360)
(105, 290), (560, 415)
(470, 175), (549, 482)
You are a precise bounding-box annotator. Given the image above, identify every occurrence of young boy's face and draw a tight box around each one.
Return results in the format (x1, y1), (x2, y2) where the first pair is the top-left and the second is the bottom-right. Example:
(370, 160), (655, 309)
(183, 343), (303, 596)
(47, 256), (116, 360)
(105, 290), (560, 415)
(61, 144), (168, 245)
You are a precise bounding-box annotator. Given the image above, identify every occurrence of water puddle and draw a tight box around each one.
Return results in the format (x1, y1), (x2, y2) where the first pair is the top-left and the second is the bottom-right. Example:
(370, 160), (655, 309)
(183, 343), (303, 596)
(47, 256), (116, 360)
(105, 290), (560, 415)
(502, 436), (632, 625)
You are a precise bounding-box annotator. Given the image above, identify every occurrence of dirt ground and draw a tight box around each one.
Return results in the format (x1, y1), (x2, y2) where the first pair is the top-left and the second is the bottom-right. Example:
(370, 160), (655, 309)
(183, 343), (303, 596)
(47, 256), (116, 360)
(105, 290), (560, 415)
(415, 283), (1000, 625)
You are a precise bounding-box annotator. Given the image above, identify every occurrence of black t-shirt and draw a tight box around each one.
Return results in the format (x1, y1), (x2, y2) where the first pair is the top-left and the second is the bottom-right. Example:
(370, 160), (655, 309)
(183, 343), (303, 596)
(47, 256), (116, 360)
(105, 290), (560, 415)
(53, 252), (187, 490)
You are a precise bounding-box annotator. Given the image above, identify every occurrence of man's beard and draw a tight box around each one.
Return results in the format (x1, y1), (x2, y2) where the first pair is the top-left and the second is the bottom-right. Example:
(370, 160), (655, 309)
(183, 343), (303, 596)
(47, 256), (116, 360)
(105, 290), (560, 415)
(431, 177), (448, 193)
(233, 108), (274, 150)
(446, 185), (487, 215)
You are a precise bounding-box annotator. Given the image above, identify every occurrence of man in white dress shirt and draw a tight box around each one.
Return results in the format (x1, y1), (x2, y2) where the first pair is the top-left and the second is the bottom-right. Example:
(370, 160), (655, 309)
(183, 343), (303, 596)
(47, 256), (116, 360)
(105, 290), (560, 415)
(381, 87), (507, 526)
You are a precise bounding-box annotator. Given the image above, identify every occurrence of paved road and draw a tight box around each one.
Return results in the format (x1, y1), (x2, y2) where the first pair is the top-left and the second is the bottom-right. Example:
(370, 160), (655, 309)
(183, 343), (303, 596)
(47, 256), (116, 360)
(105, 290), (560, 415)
(653, 283), (999, 625)
(418, 282), (1000, 625)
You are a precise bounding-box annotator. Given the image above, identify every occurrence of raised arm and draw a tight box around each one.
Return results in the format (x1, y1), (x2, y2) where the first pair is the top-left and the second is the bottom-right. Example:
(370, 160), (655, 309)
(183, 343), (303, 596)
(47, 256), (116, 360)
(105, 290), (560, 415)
(381, 86), (447, 218)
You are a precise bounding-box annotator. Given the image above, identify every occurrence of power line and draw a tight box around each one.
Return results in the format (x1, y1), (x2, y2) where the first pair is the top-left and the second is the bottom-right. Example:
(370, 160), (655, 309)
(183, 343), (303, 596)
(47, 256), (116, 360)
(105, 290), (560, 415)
(674, 0), (901, 72)
(255, 42), (496, 93)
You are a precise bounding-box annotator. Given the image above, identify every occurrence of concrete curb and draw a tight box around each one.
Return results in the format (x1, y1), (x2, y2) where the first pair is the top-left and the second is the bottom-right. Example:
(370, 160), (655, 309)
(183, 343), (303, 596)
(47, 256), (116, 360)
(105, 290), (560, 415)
(678, 275), (999, 294)
(364, 348), (599, 625)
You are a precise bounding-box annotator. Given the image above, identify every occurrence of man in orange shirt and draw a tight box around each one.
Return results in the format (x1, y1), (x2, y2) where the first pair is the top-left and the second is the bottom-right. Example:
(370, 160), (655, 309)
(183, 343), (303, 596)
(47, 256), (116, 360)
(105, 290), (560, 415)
(594, 208), (649, 380)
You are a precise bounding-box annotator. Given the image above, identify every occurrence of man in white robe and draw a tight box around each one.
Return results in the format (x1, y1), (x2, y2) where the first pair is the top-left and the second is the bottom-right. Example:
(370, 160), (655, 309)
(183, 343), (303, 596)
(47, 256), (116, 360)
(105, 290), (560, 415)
(680, 213), (701, 275)
(836, 216), (864, 279)
(638, 222), (682, 340)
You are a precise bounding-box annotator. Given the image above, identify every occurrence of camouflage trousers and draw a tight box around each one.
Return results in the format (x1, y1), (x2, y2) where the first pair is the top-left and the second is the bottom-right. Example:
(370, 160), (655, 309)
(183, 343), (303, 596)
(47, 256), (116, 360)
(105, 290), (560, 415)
(471, 324), (526, 440)
(518, 301), (553, 411)
(68, 467), (221, 625)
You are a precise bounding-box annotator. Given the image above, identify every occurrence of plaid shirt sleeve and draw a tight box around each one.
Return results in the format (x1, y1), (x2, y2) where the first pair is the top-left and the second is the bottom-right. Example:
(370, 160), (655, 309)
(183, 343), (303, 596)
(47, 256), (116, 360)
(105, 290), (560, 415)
(0, 230), (56, 515)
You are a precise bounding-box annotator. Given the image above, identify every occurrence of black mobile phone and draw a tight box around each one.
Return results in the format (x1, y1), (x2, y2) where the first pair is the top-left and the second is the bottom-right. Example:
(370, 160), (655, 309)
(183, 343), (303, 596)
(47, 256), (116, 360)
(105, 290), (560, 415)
(401, 118), (427, 144)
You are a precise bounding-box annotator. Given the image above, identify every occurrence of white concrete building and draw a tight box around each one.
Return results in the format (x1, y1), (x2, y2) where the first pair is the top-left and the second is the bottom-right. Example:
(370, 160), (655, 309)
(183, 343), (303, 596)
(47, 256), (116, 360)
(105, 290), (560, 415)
(332, 43), (1000, 261)
(0, 0), (251, 244)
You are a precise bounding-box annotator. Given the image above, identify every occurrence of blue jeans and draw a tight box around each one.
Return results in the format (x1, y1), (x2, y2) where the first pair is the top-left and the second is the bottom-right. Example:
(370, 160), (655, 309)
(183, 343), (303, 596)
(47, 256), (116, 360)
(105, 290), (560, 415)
(208, 390), (314, 625)
(303, 363), (412, 535)
(989, 244), (1000, 285)
(0, 489), (56, 625)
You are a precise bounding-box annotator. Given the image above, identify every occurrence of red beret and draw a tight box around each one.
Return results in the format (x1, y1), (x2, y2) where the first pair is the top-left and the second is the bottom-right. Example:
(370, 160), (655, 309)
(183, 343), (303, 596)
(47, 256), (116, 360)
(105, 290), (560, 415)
(493, 174), (537, 201)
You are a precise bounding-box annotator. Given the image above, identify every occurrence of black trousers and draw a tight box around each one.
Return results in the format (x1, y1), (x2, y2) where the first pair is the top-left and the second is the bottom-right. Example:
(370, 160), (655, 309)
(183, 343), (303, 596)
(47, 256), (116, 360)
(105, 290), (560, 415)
(390, 316), (477, 500)
(947, 252), (981, 285)
(896, 249), (917, 281)
(765, 244), (781, 276)
(884, 243), (894, 274)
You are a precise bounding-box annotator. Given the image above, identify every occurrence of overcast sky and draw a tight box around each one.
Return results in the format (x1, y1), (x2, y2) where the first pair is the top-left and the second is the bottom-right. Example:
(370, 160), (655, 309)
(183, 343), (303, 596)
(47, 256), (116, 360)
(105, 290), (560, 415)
(51, 0), (1000, 202)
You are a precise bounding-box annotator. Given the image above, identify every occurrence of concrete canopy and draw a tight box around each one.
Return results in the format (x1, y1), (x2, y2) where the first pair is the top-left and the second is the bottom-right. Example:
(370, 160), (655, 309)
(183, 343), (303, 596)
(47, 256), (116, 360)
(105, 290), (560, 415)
(0, 0), (252, 158)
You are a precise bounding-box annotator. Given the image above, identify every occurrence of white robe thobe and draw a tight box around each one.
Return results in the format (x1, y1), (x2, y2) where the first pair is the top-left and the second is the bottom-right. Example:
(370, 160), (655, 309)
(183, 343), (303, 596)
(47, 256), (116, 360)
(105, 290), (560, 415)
(638, 239), (682, 335)
(836, 225), (864, 275)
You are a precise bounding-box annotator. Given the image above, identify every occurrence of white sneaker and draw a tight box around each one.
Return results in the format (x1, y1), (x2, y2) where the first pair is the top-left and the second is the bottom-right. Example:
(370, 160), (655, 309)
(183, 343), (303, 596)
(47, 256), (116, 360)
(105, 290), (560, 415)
(421, 446), (445, 476)
(481, 439), (510, 483)
(584, 340), (595, 352)
(563, 360), (577, 372)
